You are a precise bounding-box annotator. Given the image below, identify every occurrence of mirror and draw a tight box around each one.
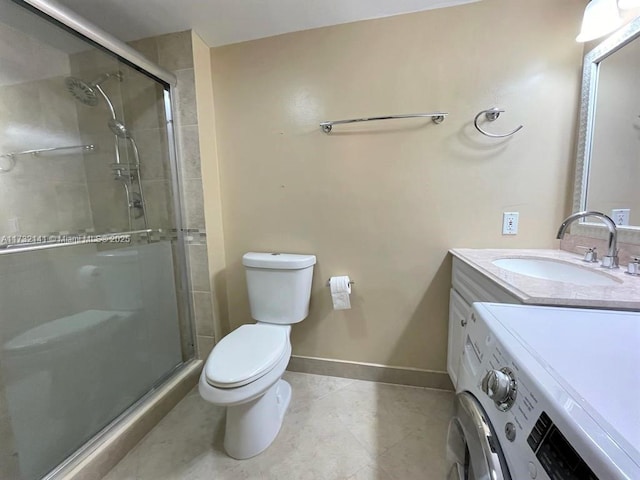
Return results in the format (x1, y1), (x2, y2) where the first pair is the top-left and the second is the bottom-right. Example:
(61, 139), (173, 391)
(574, 16), (640, 240)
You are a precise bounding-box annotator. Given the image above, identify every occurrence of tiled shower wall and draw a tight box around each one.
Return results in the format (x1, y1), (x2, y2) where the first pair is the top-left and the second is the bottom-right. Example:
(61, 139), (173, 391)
(0, 21), (92, 238)
(68, 48), (174, 234)
(129, 31), (216, 359)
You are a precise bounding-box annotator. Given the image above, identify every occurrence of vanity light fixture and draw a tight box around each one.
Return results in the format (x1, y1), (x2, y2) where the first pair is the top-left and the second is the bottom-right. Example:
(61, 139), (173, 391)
(577, 0), (623, 42)
(618, 0), (640, 9)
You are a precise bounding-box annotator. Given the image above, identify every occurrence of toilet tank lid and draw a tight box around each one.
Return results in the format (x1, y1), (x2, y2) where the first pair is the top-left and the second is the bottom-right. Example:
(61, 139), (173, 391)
(243, 252), (316, 269)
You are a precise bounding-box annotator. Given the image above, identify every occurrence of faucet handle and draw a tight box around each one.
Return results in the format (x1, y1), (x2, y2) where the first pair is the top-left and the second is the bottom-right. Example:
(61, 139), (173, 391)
(627, 257), (640, 276)
(576, 246), (598, 263)
(601, 251), (619, 269)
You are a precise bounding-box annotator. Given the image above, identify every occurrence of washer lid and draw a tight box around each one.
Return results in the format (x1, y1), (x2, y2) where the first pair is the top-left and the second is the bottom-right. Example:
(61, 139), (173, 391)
(205, 324), (289, 388)
(242, 252), (316, 269)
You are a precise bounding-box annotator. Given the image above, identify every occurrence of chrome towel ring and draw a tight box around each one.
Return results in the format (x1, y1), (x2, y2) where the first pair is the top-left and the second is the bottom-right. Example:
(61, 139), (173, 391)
(473, 107), (523, 138)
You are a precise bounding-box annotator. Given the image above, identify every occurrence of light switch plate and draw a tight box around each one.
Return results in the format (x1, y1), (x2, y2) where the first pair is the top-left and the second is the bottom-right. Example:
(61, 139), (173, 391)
(502, 212), (519, 235)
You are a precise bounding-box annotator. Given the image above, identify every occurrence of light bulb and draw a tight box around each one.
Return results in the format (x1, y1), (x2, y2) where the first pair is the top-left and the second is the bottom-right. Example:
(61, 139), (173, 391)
(577, 0), (623, 42)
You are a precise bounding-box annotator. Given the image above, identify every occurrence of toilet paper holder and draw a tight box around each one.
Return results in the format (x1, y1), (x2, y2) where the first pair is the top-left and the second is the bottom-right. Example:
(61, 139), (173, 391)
(326, 279), (355, 287)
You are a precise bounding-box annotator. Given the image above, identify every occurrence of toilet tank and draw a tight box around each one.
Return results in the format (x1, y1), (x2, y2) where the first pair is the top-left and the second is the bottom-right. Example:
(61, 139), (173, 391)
(242, 252), (316, 324)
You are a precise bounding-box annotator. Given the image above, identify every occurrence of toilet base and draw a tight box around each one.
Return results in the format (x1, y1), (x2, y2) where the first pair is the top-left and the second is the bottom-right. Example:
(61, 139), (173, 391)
(224, 379), (292, 459)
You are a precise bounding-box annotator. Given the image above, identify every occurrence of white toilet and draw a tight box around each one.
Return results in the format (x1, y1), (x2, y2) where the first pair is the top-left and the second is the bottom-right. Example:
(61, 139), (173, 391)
(199, 251), (316, 459)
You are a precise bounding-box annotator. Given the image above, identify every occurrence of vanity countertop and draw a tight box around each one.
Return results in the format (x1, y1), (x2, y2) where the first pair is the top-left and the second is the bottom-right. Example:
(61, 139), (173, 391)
(450, 248), (640, 310)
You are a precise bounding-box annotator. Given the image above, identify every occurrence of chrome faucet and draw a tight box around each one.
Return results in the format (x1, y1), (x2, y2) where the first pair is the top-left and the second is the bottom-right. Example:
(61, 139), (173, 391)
(556, 211), (619, 268)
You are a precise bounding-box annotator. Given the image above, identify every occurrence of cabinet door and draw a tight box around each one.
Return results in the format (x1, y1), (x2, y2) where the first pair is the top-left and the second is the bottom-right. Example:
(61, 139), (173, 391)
(448, 288), (471, 389)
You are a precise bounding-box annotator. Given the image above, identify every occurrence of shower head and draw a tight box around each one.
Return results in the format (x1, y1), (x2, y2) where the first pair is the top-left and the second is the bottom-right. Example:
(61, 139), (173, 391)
(64, 77), (100, 106)
(108, 118), (132, 138)
(64, 71), (123, 107)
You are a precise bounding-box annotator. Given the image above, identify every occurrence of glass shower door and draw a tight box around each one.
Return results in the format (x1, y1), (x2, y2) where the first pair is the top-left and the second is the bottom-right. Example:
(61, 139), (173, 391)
(0, 242), (183, 479)
(0, 1), (193, 478)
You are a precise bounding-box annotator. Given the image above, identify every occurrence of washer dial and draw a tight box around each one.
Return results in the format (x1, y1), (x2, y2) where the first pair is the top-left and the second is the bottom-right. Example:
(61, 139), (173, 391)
(481, 367), (517, 411)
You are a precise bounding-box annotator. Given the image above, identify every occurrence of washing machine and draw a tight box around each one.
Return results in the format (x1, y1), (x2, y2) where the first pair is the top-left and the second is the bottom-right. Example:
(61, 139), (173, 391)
(446, 302), (640, 480)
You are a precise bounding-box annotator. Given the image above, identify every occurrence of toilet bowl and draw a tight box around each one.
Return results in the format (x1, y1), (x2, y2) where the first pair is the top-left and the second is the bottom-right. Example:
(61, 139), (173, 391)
(199, 252), (315, 459)
(199, 324), (292, 459)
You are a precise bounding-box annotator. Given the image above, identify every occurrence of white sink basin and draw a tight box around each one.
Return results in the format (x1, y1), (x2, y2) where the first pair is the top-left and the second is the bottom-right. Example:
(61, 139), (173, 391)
(492, 258), (620, 286)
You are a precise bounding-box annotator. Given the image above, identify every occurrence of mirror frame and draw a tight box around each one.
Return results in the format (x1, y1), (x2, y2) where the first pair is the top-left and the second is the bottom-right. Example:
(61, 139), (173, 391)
(573, 16), (640, 244)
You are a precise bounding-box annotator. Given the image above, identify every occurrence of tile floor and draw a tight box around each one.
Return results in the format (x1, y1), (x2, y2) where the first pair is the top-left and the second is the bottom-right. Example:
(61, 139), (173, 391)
(103, 371), (455, 480)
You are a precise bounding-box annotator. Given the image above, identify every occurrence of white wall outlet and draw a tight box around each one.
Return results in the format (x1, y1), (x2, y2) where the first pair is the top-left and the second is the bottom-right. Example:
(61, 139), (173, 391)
(502, 212), (519, 235)
(611, 208), (630, 226)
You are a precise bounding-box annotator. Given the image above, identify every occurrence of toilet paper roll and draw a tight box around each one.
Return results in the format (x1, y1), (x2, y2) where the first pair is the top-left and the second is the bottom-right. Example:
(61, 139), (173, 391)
(329, 276), (351, 310)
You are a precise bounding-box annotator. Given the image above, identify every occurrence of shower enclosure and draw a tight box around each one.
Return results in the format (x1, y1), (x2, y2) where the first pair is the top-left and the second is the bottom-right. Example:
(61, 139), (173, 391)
(0, 1), (197, 479)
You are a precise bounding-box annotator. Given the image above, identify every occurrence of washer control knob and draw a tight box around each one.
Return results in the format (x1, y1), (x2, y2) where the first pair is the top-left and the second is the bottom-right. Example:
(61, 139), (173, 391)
(484, 370), (511, 400)
(505, 422), (516, 442)
(481, 367), (517, 411)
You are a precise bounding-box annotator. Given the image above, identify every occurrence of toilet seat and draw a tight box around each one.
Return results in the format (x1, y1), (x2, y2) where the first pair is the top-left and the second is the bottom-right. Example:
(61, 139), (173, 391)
(205, 324), (289, 388)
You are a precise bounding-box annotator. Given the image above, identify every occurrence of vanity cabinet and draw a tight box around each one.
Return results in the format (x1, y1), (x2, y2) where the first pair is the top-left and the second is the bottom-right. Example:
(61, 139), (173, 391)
(448, 289), (471, 388)
(448, 257), (520, 388)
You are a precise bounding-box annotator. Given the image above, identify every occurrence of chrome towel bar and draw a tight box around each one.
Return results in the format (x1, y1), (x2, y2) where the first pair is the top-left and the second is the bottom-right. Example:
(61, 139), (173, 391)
(320, 112), (448, 133)
(473, 108), (523, 138)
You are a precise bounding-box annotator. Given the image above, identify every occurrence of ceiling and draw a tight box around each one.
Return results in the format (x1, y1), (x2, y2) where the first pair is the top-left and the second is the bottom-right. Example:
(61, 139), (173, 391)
(56, 0), (480, 47)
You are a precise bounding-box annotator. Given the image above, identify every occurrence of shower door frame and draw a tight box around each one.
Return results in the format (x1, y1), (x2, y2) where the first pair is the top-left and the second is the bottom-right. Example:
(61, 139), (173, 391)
(18, 0), (178, 87)
(7, 0), (199, 477)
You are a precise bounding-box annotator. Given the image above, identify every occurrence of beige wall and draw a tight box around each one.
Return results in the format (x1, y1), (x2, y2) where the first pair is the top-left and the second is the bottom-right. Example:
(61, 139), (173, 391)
(208, 0), (585, 372)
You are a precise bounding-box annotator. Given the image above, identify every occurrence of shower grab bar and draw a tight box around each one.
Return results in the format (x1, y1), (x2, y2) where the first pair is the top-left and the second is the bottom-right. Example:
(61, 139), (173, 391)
(0, 144), (96, 173)
(320, 112), (448, 133)
(1, 144), (96, 158)
(0, 228), (158, 255)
